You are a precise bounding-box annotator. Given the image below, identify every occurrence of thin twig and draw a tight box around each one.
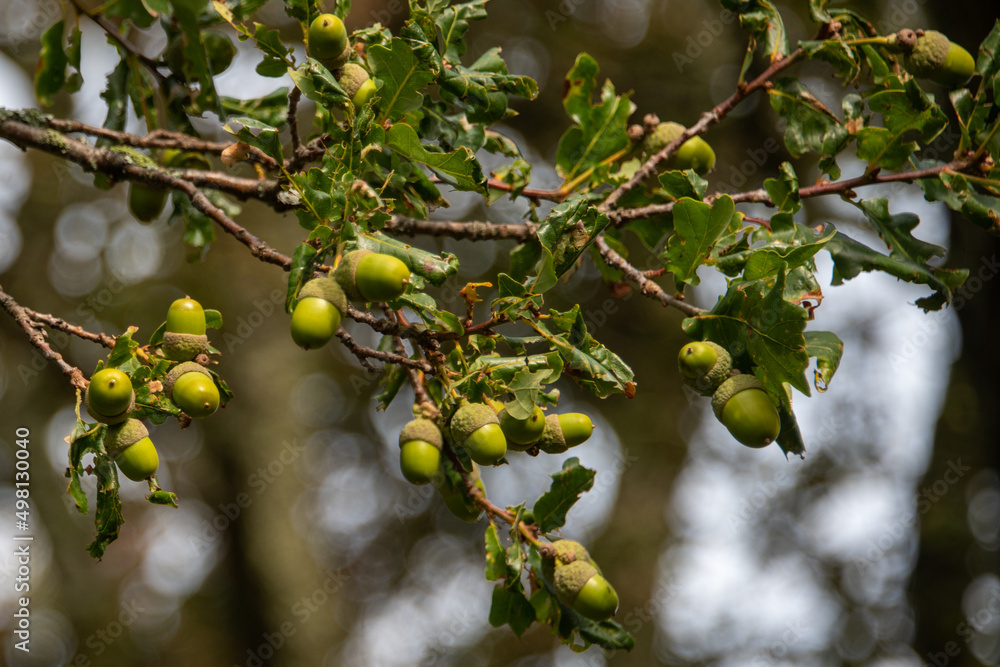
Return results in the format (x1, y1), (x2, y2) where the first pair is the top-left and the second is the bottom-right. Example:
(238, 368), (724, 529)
(0, 285), (88, 389)
(23, 309), (116, 348)
(336, 328), (434, 373)
(45, 119), (279, 170)
(69, 0), (164, 80)
(593, 237), (704, 318)
(601, 48), (806, 213)
(287, 88), (302, 160)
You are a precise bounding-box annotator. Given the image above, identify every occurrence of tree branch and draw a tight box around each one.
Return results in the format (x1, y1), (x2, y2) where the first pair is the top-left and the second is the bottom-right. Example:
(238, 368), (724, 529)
(0, 285), (89, 389)
(600, 48), (806, 212)
(383, 215), (537, 242)
(609, 159), (975, 224)
(22, 309), (116, 349)
(44, 118), (278, 169)
(593, 237), (704, 317)
(335, 328), (434, 373)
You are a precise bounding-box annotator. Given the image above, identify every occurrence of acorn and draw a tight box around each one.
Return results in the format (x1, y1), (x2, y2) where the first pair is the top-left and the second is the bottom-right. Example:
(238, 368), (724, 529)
(290, 276), (348, 350)
(677, 341), (732, 396)
(641, 121), (716, 175)
(334, 250), (410, 303)
(85, 368), (136, 425)
(450, 403), (507, 465)
(162, 297), (209, 361)
(536, 413), (594, 454)
(711, 374), (781, 449)
(398, 418), (443, 485)
(891, 29), (975, 87)
(553, 560), (620, 621)
(308, 13), (351, 69)
(128, 182), (169, 223)
(542, 539), (594, 584)
(164, 361), (219, 419)
(105, 418), (159, 482)
(498, 405), (546, 450)
(434, 461), (486, 522)
(338, 63), (375, 108)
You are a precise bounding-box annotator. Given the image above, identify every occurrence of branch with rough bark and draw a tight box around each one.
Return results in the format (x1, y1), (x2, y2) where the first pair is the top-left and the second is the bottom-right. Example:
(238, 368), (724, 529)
(0, 285), (90, 390)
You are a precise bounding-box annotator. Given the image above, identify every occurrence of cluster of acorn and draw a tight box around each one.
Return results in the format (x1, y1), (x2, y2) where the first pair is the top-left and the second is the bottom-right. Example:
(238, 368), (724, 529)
(542, 539), (620, 622)
(84, 298), (221, 482)
(289, 250), (411, 350)
(678, 341), (781, 449)
(398, 402), (595, 486)
(307, 13), (377, 108)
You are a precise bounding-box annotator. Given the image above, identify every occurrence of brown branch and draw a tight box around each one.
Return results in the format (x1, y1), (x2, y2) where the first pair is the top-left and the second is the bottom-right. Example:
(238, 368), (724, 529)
(287, 88), (302, 160)
(600, 48), (806, 213)
(0, 285), (88, 390)
(593, 236), (704, 318)
(335, 328), (434, 373)
(285, 134), (330, 173)
(610, 159), (975, 224)
(44, 118), (279, 170)
(428, 174), (566, 204)
(23, 310), (116, 349)
(383, 215), (537, 242)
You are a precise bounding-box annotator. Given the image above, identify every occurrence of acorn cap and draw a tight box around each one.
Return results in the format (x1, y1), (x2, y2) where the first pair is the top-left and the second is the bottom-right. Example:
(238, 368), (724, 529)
(338, 63), (371, 100)
(553, 539), (592, 567)
(104, 418), (149, 459)
(642, 121), (684, 155)
(711, 374), (767, 421)
(162, 332), (209, 361)
(399, 418), (443, 450)
(325, 44), (352, 70)
(85, 389), (135, 425)
(680, 341), (733, 396)
(905, 30), (951, 78)
(299, 276), (348, 315)
(536, 414), (567, 454)
(164, 361), (212, 397)
(553, 560), (599, 606)
(542, 539), (594, 584)
(333, 250), (373, 301)
(449, 403), (499, 447)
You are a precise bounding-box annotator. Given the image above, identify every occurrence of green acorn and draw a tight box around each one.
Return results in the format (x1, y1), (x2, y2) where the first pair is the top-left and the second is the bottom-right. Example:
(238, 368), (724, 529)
(85, 368), (136, 425)
(537, 413), (594, 454)
(290, 276), (348, 350)
(450, 403), (507, 465)
(498, 405), (546, 450)
(164, 361), (219, 419)
(677, 341), (732, 396)
(128, 182), (169, 223)
(162, 297), (209, 361)
(105, 418), (159, 482)
(352, 79), (378, 108)
(334, 250), (410, 303)
(338, 63), (374, 108)
(891, 29), (975, 87)
(711, 374), (781, 449)
(398, 418), (443, 485)
(434, 460), (486, 522)
(641, 121), (716, 174)
(308, 13), (351, 68)
(542, 539), (594, 584)
(553, 560), (620, 621)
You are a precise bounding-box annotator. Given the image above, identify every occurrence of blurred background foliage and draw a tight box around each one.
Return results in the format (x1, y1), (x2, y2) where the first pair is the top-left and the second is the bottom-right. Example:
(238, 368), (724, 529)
(0, 0), (997, 665)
